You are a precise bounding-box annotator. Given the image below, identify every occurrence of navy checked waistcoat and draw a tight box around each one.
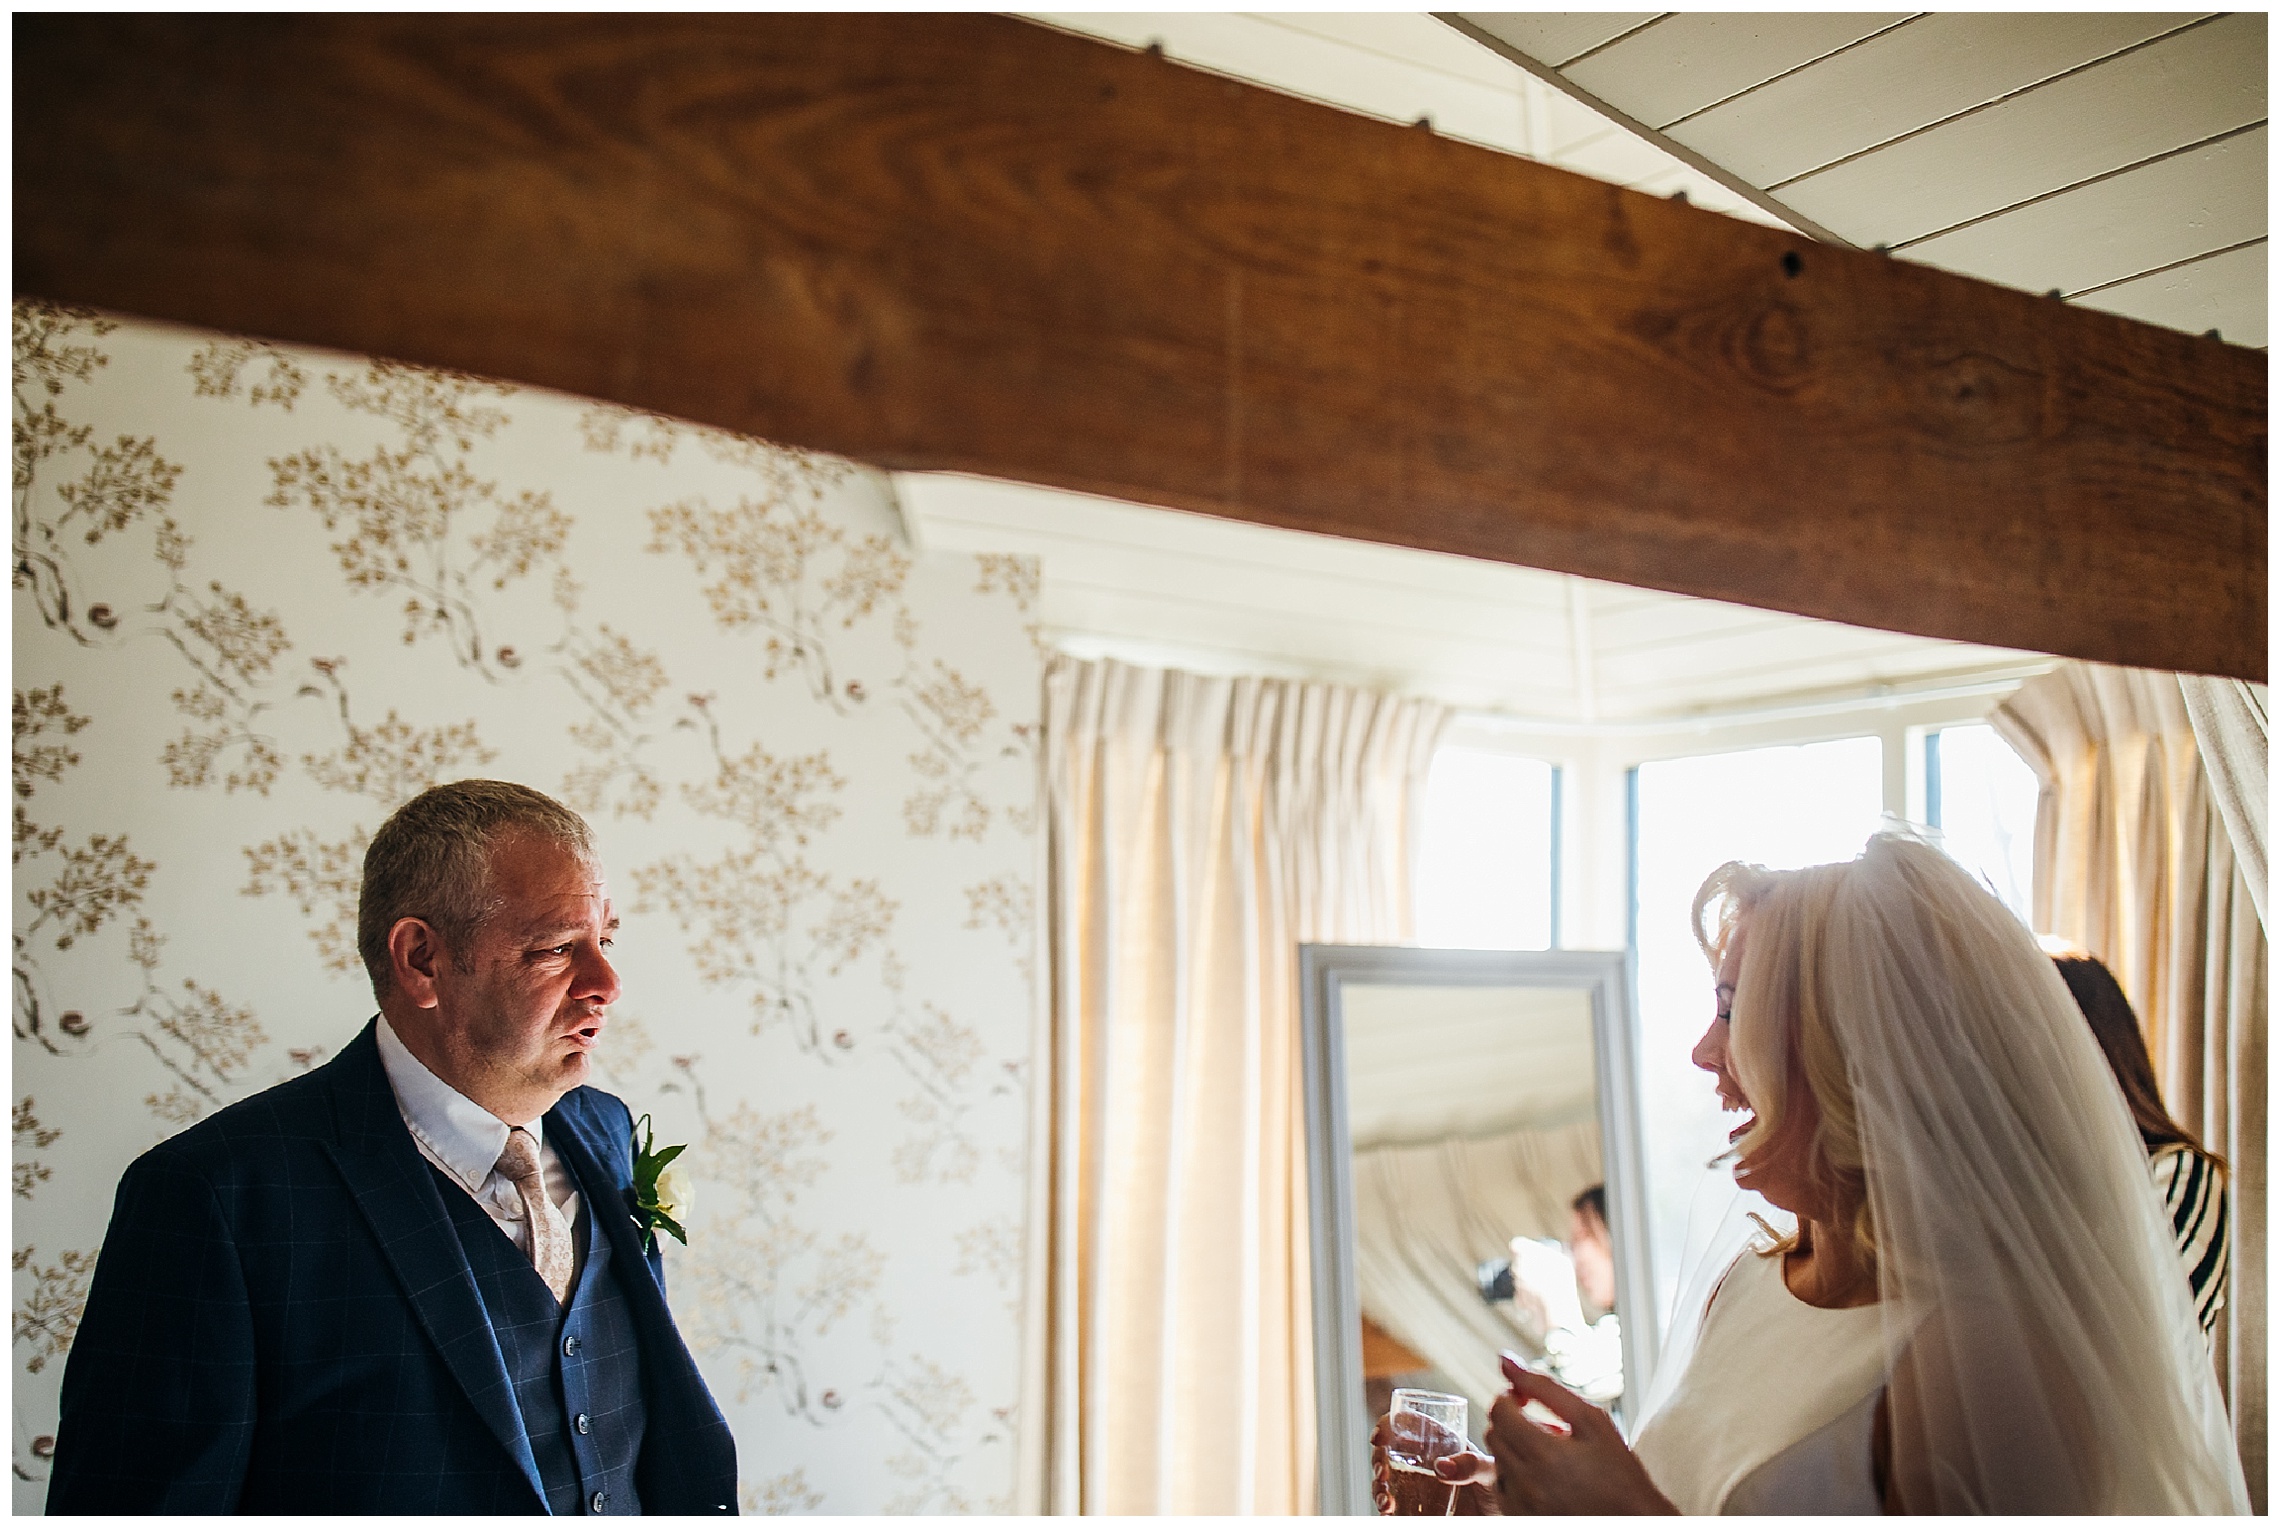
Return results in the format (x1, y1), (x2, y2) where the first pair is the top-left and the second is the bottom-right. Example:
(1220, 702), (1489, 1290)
(432, 1160), (646, 1516)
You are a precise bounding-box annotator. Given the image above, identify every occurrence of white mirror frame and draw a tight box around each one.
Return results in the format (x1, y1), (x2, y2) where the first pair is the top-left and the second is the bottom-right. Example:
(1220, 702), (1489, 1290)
(1298, 944), (1657, 1516)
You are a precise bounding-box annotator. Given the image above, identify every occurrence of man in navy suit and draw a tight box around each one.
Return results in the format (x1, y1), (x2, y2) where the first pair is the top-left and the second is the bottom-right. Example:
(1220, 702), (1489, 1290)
(49, 780), (738, 1514)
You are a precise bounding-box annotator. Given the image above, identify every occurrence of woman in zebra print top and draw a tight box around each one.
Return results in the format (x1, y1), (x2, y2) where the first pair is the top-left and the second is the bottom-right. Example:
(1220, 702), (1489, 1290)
(2053, 952), (2230, 1334)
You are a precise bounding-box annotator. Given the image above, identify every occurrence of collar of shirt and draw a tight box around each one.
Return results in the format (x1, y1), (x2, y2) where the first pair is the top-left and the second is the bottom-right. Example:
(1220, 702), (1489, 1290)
(374, 1013), (533, 1198)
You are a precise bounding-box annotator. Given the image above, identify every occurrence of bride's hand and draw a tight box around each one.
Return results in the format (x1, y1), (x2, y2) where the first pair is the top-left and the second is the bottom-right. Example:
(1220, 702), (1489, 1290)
(1485, 1355), (1676, 1515)
(1370, 1411), (1498, 1515)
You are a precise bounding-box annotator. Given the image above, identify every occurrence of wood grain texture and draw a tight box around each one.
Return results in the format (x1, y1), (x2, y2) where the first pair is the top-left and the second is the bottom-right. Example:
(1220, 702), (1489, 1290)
(14, 14), (2265, 680)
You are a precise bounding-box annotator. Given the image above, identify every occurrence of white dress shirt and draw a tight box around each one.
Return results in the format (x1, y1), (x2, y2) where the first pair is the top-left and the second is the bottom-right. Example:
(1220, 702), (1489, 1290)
(375, 1015), (582, 1266)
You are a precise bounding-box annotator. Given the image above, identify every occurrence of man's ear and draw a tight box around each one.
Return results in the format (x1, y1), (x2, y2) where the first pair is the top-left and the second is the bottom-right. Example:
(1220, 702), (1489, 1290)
(387, 917), (447, 1011)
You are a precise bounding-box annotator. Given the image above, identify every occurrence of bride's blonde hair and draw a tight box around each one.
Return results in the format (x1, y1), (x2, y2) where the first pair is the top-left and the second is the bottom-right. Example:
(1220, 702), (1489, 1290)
(1692, 857), (1875, 1266)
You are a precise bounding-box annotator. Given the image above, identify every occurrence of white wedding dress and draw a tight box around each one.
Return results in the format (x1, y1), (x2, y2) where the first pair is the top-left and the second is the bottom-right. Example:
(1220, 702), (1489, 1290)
(1631, 1251), (1886, 1514)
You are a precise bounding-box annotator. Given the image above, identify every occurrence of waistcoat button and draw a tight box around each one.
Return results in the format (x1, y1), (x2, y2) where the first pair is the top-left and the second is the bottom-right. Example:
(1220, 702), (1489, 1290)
(575, 1412), (592, 1435)
(563, 1333), (582, 1357)
(591, 1490), (609, 1512)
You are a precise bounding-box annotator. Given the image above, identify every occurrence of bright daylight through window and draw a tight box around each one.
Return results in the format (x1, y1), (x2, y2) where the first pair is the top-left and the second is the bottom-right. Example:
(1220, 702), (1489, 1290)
(1415, 747), (1556, 951)
(1927, 722), (2040, 925)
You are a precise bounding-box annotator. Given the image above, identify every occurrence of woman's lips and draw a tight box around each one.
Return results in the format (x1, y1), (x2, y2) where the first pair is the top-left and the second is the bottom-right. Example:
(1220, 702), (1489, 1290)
(1718, 1084), (1755, 1142)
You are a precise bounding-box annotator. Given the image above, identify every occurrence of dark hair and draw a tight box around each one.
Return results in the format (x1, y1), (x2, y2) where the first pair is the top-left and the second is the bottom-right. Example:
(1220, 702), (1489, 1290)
(1571, 1183), (1607, 1228)
(357, 779), (596, 1003)
(2052, 953), (2222, 1169)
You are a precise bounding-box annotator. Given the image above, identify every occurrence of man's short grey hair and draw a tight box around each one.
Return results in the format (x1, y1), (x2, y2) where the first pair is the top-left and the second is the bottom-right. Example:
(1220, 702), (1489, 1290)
(357, 779), (596, 1003)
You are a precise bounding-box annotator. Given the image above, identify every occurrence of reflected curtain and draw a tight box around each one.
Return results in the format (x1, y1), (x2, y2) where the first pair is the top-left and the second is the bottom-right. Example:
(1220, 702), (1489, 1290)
(1021, 656), (1446, 1514)
(1990, 661), (2267, 1509)
(1352, 1120), (1603, 1422)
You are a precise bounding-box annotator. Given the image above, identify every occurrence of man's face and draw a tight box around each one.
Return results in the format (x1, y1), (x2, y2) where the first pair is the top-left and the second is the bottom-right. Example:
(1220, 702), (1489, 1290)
(425, 832), (620, 1123)
(1568, 1207), (1617, 1317)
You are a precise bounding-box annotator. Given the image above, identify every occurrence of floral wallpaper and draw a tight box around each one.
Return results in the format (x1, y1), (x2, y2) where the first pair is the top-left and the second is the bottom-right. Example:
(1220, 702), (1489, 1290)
(10, 302), (1041, 1513)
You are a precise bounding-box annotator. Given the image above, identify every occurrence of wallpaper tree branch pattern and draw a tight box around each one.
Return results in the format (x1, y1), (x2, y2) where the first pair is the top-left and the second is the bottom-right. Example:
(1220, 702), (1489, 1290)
(8, 303), (1040, 1513)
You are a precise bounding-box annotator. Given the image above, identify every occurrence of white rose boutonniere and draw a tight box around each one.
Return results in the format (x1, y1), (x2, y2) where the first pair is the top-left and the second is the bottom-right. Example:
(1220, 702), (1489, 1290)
(653, 1157), (694, 1226)
(630, 1113), (690, 1253)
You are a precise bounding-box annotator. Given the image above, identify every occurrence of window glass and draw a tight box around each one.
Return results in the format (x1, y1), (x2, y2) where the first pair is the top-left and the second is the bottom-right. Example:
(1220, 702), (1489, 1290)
(1630, 736), (1884, 1326)
(1929, 722), (2039, 926)
(1416, 747), (1556, 950)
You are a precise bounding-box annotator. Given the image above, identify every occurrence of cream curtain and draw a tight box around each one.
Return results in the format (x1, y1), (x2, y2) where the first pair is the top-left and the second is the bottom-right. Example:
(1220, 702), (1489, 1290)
(1020, 656), (1445, 1514)
(1352, 1120), (1603, 1423)
(2177, 676), (2268, 928)
(1990, 662), (2268, 1509)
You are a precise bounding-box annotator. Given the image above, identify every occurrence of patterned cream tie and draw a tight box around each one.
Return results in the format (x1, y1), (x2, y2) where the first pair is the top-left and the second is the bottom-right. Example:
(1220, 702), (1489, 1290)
(496, 1127), (574, 1304)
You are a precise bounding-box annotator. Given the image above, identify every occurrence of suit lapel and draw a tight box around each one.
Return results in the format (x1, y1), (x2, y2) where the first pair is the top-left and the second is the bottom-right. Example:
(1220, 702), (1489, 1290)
(550, 1099), (737, 1463)
(547, 1106), (670, 1324)
(319, 1023), (550, 1510)
(550, 1093), (741, 1504)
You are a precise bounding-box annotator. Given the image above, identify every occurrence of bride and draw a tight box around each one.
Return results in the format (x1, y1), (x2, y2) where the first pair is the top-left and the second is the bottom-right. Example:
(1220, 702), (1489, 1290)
(1386, 833), (2248, 1513)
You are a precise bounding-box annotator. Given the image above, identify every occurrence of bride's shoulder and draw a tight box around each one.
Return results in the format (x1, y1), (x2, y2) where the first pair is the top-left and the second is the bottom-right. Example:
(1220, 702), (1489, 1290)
(1701, 1242), (1780, 1319)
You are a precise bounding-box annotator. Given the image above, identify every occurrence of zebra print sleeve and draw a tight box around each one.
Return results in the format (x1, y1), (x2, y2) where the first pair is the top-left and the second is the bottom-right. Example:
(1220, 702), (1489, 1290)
(2150, 1143), (2229, 1336)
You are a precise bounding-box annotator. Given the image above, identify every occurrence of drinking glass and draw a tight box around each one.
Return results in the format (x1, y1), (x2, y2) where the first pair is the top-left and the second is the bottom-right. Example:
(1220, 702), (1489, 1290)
(1386, 1388), (1468, 1516)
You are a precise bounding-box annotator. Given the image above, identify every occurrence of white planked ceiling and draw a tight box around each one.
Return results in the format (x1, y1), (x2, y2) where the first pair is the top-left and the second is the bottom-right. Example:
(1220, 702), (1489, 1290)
(896, 473), (2045, 724)
(915, 13), (2166, 726)
(1456, 11), (2269, 346)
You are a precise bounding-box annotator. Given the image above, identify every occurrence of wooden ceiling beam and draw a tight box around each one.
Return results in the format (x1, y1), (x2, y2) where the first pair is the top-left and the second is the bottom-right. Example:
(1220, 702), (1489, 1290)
(14, 14), (2265, 680)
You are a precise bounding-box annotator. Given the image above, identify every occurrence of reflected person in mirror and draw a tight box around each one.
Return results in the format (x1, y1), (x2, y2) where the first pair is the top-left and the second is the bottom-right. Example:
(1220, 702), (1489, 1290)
(1377, 833), (2246, 1513)
(1490, 1186), (1622, 1406)
(1566, 1186), (1616, 1317)
(1534, 1186), (1623, 1407)
(49, 780), (737, 1514)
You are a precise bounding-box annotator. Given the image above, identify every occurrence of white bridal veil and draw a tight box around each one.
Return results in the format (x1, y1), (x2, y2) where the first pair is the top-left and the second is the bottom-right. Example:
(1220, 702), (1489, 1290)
(1652, 833), (2247, 1513)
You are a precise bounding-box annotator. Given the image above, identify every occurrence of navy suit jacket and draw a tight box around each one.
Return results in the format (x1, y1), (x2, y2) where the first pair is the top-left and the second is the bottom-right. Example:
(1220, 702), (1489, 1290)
(48, 1020), (739, 1514)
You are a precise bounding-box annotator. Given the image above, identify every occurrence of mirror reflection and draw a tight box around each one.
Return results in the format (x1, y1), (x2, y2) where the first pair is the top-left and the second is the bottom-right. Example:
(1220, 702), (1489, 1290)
(1301, 947), (1652, 1515)
(1346, 981), (1613, 1431)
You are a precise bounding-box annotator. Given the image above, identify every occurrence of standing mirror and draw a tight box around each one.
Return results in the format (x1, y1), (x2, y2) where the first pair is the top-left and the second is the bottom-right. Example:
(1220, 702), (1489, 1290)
(1300, 946), (1656, 1515)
